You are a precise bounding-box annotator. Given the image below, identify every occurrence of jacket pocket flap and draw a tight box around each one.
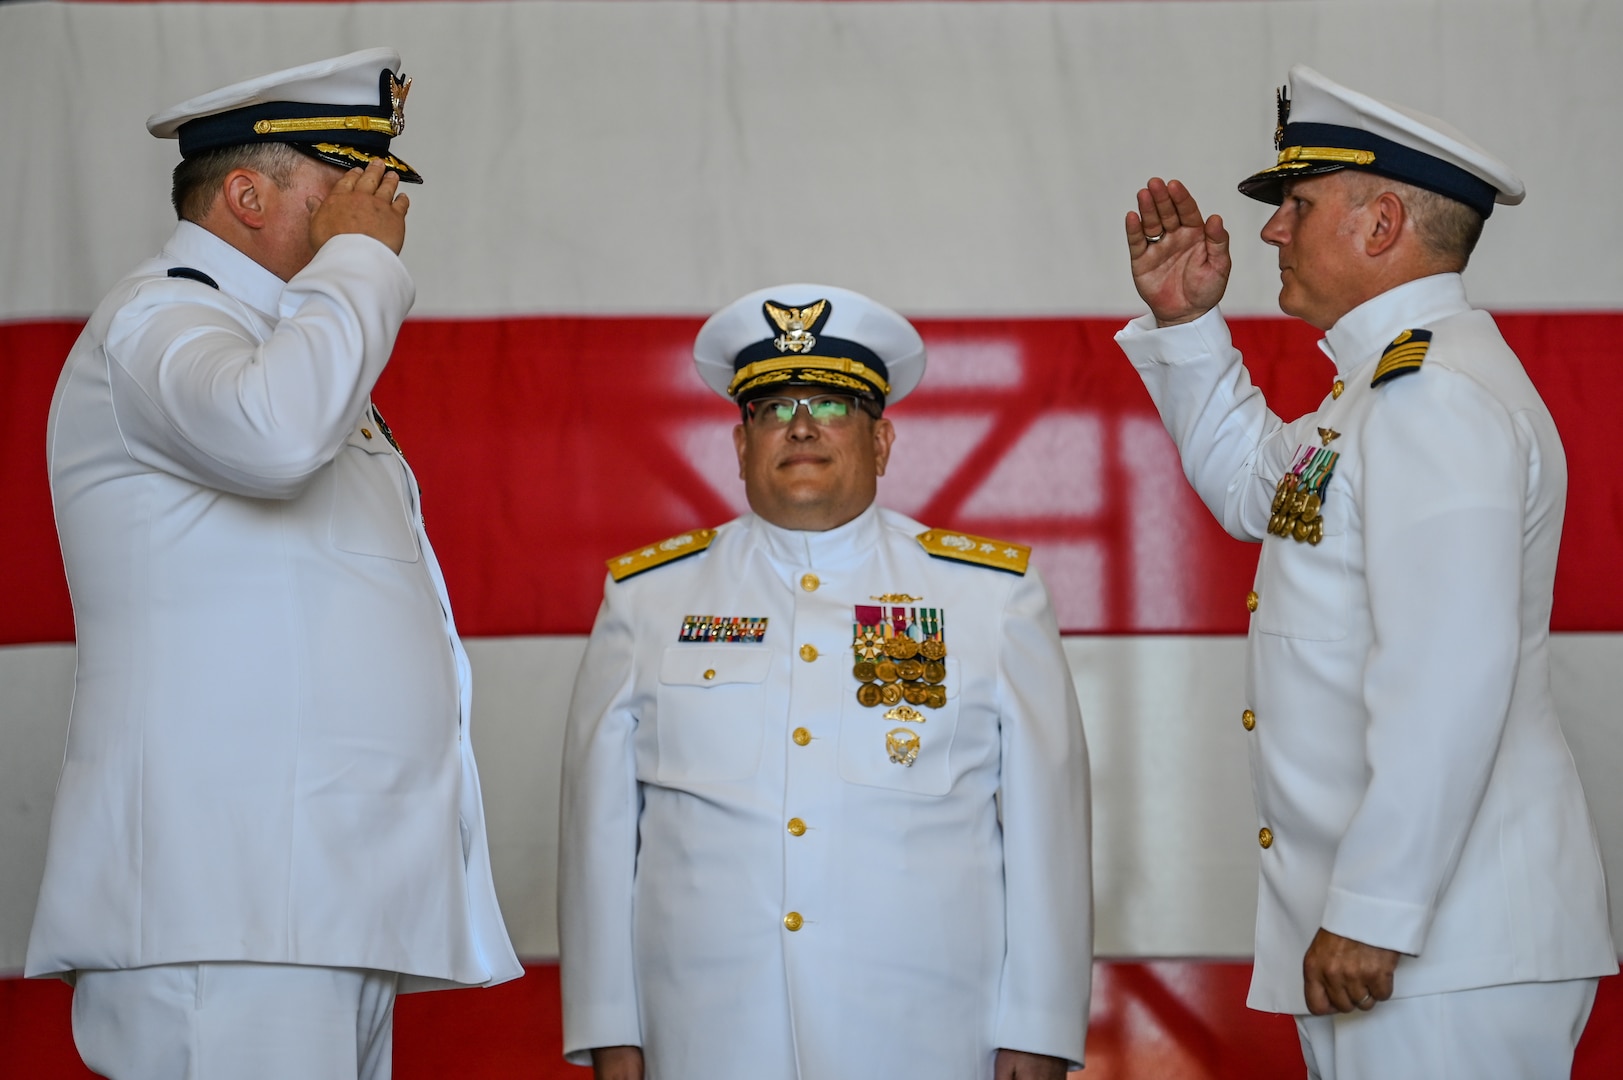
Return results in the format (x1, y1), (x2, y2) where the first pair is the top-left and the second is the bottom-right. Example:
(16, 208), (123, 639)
(659, 645), (773, 687)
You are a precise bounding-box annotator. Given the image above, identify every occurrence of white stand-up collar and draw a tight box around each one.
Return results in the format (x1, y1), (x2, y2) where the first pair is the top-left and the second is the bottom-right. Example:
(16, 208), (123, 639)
(161, 220), (288, 318)
(748, 502), (884, 571)
(1318, 273), (1472, 374)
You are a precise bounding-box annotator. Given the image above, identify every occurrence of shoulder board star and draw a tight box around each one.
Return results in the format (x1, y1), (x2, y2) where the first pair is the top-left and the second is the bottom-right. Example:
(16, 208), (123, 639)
(1371, 328), (1432, 387)
(915, 528), (1029, 575)
(607, 528), (718, 582)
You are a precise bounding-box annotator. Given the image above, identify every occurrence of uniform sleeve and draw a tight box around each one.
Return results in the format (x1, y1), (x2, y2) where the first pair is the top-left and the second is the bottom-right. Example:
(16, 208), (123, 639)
(557, 578), (645, 1063)
(1115, 308), (1293, 540)
(103, 234), (413, 498)
(992, 567), (1093, 1066)
(1321, 367), (1527, 954)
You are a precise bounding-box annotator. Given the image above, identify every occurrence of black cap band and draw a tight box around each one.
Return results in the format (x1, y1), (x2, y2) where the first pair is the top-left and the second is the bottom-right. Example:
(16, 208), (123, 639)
(1240, 121), (1498, 218)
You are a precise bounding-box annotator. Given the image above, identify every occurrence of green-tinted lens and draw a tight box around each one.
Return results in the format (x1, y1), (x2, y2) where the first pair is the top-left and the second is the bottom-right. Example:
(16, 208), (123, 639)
(770, 400), (797, 423)
(808, 397), (850, 421)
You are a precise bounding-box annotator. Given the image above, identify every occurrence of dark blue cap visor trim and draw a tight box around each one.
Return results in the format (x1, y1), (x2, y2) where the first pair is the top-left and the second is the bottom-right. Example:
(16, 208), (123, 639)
(1239, 121), (1499, 218)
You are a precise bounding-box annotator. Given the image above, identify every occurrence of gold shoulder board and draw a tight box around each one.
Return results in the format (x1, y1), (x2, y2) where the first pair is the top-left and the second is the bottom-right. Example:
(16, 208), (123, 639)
(1371, 328), (1432, 387)
(607, 528), (718, 582)
(915, 528), (1030, 576)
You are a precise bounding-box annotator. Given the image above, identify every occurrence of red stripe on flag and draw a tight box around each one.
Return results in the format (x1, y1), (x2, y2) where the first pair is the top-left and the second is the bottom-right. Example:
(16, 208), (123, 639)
(5, 965), (1621, 1078)
(0, 322), (81, 645)
(3, 313), (1621, 645)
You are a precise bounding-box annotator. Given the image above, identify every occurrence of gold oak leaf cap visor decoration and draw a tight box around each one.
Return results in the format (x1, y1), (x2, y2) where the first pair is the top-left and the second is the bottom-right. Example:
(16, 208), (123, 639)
(146, 46), (423, 184)
(1238, 64), (1522, 218)
(694, 283), (927, 410)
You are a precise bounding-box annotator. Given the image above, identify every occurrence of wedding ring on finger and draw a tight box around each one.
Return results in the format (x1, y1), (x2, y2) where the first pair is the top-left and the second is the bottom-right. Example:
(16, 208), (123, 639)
(1357, 993), (1375, 1007)
(1144, 232), (1165, 243)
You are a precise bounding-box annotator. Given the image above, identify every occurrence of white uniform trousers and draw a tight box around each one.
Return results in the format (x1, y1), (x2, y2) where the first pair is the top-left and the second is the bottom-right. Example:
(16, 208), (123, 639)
(71, 963), (399, 1080)
(1296, 978), (1598, 1080)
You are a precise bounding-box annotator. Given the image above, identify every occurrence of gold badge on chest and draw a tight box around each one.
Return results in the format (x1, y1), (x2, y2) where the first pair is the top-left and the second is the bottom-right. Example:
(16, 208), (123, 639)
(886, 728), (921, 767)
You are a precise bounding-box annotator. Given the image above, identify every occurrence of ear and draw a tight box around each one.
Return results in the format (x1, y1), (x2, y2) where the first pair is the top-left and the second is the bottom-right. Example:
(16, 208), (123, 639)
(220, 168), (269, 231)
(732, 422), (748, 479)
(1365, 190), (1406, 257)
(871, 417), (896, 478)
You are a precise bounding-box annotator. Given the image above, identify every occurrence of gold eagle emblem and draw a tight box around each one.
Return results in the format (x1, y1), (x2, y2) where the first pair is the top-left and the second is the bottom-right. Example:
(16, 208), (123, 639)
(764, 299), (828, 355)
(387, 71), (412, 136)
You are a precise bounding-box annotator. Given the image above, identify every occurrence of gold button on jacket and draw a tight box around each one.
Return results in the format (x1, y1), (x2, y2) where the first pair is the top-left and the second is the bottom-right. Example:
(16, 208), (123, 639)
(783, 912), (804, 931)
(799, 644), (818, 662)
(800, 573), (820, 592)
(791, 727), (811, 746)
(1258, 827), (1274, 849)
(1245, 590), (1259, 613)
(787, 818), (807, 837)
(1242, 709), (1256, 731)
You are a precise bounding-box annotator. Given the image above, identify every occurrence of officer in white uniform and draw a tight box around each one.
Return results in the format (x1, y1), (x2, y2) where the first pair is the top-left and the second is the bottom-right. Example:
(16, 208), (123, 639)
(558, 285), (1093, 1080)
(1114, 65), (1616, 1078)
(26, 49), (521, 1079)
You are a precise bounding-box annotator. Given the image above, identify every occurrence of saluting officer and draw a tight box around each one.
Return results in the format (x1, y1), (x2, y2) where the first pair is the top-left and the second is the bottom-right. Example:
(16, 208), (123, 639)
(1116, 65), (1615, 1078)
(558, 285), (1093, 1080)
(26, 49), (520, 1079)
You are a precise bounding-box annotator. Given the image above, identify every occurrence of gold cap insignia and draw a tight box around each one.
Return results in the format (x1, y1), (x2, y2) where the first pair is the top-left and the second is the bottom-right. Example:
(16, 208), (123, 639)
(764, 299), (828, 355)
(387, 70), (412, 136)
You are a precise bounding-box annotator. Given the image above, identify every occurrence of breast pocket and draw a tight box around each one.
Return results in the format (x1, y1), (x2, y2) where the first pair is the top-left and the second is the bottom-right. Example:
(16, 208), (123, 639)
(654, 645), (773, 783)
(1254, 515), (1349, 642)
(330, 427), (420, 563)
(837, 658), (962, 797)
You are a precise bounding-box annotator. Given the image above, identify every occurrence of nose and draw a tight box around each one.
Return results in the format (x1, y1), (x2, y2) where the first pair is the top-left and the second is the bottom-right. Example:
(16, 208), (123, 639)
(1260, 203), (1290, 248)
(785, 406), (819, 438)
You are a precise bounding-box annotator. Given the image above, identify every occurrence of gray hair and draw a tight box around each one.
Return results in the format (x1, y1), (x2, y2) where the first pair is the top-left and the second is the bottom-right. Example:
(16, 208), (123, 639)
(1343, 171), (1485, 269)
(171, 142), (307, 222)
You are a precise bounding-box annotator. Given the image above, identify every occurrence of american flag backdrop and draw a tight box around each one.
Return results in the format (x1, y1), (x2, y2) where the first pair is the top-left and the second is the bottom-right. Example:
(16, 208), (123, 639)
(2, 1), (1621, 1075)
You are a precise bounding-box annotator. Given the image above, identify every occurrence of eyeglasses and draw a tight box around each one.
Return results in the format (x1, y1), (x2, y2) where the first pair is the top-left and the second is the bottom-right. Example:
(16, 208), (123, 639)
(743, 394), (868, 427)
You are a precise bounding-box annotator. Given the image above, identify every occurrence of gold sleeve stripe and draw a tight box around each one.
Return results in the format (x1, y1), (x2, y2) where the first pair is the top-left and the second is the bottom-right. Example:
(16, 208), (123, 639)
(608, 528), (718, 582)
(915, 529), (1030, 575)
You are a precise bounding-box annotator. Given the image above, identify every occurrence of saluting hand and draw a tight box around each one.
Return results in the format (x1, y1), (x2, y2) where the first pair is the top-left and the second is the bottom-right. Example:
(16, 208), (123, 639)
(1125, 177), (1231, 327)
(307, 158), (410, 256)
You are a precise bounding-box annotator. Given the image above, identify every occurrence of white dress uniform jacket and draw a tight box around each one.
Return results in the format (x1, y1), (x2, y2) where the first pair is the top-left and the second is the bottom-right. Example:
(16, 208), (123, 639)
(1117, 274), (1615, 1013)
(26, 221), (521, 991)
(559, 505), (1092, 1077)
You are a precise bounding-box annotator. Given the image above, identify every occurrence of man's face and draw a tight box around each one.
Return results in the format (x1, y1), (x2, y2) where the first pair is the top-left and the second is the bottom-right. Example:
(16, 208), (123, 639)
(1260, 171), (1375, 331)
(732, 391), (895, 532)
(258, 155), (348, 281)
